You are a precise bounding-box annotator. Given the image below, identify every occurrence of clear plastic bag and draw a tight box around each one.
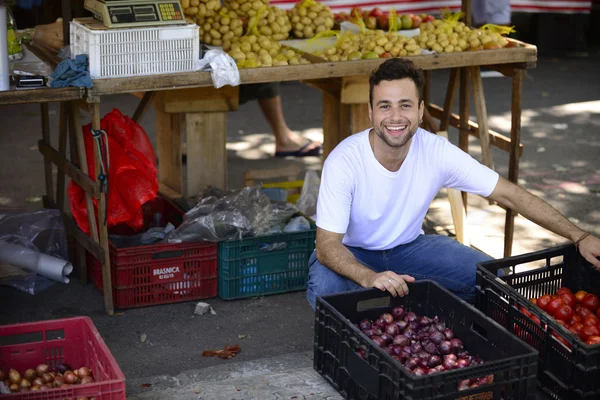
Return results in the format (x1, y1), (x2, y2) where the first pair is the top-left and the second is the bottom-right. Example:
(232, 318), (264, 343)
(296, 170), (320, 218)
(0, 209), (71, 295)
(164, 186), (298, 243)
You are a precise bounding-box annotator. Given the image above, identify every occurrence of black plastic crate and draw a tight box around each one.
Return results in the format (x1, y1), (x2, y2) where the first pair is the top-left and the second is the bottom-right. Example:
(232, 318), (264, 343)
(314, 281), (538, 400)
(476, 243), (600, 399)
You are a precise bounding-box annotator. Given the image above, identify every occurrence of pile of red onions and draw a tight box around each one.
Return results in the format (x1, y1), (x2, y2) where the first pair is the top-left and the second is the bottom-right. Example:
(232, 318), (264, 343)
(354, 306), (493, 390)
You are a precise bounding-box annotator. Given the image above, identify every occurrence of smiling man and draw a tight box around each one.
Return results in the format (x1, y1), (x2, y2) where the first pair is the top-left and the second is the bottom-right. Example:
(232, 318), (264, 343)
(306, 58), (600, 309)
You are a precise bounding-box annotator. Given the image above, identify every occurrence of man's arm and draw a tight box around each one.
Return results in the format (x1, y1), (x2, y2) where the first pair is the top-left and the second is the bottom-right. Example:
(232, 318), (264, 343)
(315, 227), (415, 296)
(487, 176), (600, 268)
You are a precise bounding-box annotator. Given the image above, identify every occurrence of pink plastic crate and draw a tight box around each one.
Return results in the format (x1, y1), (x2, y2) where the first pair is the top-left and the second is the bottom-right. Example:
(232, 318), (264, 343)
(0, 317), (125, 399)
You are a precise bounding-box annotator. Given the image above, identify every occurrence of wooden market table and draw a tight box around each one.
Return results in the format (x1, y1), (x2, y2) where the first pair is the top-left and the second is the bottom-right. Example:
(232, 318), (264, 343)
(0, 1), (537, 315)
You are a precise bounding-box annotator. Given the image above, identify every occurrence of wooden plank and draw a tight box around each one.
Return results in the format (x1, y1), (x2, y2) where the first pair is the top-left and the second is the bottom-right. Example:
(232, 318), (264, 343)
(72, 104), (100, 245)
(159, 183), (183, 200)
(63, 214), (105, 265)
(163, 86), (239, 113)
(89, 47), (537, 96)
(350, 104), (371, 133)
(91, 102), (114, 316)
(504, 69), (524, 258)
(469, 66), (494, 170)
(0, 87), (84, 106)
(458, 68), (470, 207)
(302, 78), (341, 98)
(132, 91), (156, 123)
(462, 0), (472, 27)
(61, 0), (71, 46)
(244, 164), (303, 187)
(38, 141), (101, 199)
(341, 75), (369, 104)
(438, 131), (469, 246)
(423, 107), (439, 133)
(40, 103), (55, 207)
(439, 68), (458, 132)
(429, 104), (523, 157)
(156, 108), (183, 194)
(423, 70), (431, 108)
(487, 63), (531, 78)
(56, 103), (69, 213)
(322, 91), (350, 159)
(24, 42), (61, 69)
(186, 112), (227, 194)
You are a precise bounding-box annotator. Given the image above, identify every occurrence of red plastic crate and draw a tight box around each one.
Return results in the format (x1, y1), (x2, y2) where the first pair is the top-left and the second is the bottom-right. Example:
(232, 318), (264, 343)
(88, 197), (218, 309)
(0, 317), (125, 399)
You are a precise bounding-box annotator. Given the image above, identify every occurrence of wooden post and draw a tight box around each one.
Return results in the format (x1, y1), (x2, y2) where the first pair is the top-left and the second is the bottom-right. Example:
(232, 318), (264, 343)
(61, 0), (71, 46)
(350, 104), (371, 134)
(156, 108), (183, 194)
(40, 103), (55, 207)
(132, 91), (156, 123)
(186, 112), (228, 194)
(469, 66), (494, 170)
(504, 69), (524, 257)
(458, 68), (470, 207)
(91, 102), (114, 315)
(440, 68), (459, 132)
(462, 0), (472, 27)
(56, 103), (69, 213)
(322, 91), (350, 159)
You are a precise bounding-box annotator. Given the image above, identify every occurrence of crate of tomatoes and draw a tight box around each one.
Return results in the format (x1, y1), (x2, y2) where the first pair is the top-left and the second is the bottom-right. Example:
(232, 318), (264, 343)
(476, 243), (600, 400)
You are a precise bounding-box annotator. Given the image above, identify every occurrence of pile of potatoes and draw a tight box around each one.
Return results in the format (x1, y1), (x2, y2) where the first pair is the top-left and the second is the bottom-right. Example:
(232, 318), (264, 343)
(246, 6), (292, 41)
(417, 20), (510, 53)
(181, 0), (220, 20)
(224, 0), (270, 18)
(197, 8), (244, 46)
(224, 35), (311, 67)
(314, 30), (422, 61)
(288, 0), (334, 38)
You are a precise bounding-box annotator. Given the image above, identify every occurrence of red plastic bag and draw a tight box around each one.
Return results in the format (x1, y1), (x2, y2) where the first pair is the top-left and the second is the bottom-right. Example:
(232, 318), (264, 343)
(68, 109), (158, 235)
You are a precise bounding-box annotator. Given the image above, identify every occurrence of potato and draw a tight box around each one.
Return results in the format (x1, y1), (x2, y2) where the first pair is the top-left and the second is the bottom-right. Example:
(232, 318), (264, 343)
(288, 0), (334, 39)
(196, 7), (243, 45)
(225, 34), (311, 68)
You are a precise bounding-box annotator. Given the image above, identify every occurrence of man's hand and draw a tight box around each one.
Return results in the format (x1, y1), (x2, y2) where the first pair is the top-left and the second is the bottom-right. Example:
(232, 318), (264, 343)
(364, 271), (415, 297)
(578, 234), (600, 269)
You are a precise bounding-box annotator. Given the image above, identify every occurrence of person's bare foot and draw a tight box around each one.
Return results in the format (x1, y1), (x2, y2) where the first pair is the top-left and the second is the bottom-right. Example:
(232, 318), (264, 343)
(275, 130), (321, 156)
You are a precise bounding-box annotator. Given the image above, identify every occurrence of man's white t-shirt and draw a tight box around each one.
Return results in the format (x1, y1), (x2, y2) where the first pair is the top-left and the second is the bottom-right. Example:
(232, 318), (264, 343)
(316, 128), (499, 250)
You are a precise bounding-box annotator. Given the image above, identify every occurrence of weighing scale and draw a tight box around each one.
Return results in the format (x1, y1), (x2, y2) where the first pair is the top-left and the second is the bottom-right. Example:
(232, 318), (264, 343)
(84, 0), (187, 28)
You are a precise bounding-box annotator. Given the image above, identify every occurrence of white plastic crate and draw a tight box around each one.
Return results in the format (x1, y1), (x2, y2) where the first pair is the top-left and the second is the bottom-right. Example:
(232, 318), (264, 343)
(70, 19), (200, 79)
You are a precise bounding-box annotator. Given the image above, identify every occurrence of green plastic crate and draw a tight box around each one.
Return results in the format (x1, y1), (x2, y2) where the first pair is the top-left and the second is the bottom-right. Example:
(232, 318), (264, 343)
(218, 220), (316, 300)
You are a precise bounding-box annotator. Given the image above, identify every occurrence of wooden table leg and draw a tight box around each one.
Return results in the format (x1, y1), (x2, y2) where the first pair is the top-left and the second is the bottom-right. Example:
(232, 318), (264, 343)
(440, 68), (459, 132)
(91, 102), (114, 315)
(156, 107), (183, 194)
(186, 112), (227, 194)
(459, 68), (470, 208)
(40, 103), (55, 207)
(322, 91), (350, 160)
(504, 69), (524, 257)
(132, 91), (156, 123)
(469, 67), (494, 170)
(56, 103), (69, 213)
(350, 104), (371, 134)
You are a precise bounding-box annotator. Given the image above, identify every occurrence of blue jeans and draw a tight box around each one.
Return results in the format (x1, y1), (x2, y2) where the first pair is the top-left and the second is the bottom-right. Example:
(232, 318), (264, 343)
(306, 234), (493, 309)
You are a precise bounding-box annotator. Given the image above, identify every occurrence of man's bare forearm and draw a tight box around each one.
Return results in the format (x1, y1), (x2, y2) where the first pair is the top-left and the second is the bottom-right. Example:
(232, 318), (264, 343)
(316, 240), (374, 287)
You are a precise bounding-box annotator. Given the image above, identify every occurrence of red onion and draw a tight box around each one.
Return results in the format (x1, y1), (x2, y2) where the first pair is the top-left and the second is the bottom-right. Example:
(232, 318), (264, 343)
(363, 329), (376, 337)
(458, 379), (471, 391)
(442, 358), (457, 370)
(420, 339), (431, 347)
(380, 313), (394, 325)
(394, 320), (408, 332)
(450, 338), (464, 353)
(370, 327), (383, 336)
(380, 333), (393, 344)
(423, 342), (438, 355)
(392, 346), (404, 356)
(485, 374), (494, 384)
(417, 350), (430, 359)
(371, 336), (386, 347)
(456, 351), (469, 359)
(417, 331), (430, 341)
(405, 358), (418, 371)
(429, 331), (445, 345)
(456, 358), (470, 368)
(432, 364), (445, 373)
(444, 354), (457, 362)
(434, 322), (446, 332)
(384, 345), (395, 356)
(385, 324), (400, 337)
(357, 349), (368, 359)
(393, 355), (401, 362)
(359, 319), (372, 331)
(427, 355), (442, 367)
(399, 351), (411, 361)
(402, 345), (413, 355)
(427, 367), (439, 375)
(392, 306), (405, 320)
(375, 318), (387, 329)
(413, 367), (427, 376)
(439, 340), (452, 355)
(417, 357), (429, 369)
(408, 321), (421, 331)
(405, 312), (417, 323)
(443, 328), (455, 340)
(419, 316), (432, 327)
(410, 342), (422, 354)
(393, 335), (410, 347)
(403, 328), (417, 340)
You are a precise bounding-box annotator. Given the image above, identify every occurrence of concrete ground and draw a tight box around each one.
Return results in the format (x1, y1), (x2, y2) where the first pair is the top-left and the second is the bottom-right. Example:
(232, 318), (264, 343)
(1, 48), (599, 399)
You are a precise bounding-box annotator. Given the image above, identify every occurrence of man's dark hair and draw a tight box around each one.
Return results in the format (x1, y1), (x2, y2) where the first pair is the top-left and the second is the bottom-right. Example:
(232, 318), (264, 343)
(369, 58), (425, 107)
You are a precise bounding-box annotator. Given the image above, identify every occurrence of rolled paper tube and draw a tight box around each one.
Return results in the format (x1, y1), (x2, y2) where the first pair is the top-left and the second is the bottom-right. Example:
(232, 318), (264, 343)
(0, 242), (73, 283)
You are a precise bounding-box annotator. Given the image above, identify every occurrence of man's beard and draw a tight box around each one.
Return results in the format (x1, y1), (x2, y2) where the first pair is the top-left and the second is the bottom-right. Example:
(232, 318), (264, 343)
(373, 120), (418, 148)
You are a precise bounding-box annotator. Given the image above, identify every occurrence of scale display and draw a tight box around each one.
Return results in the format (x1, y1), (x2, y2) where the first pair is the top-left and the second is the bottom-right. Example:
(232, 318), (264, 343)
(84, 0), (187, 28)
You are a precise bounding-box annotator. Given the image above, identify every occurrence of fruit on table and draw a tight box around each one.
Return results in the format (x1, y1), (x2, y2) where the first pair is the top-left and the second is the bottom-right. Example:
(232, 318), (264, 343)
(196, 8), (244, 46)
(314, 30), (421, 62)
(400, 15), (412, 30)
(3, 363), (95, 393)
(224, 0), (269, 18)
(224, 35), (311, 67)
(247, 6), (292, 41)
(181, 0), (220, 19)
(417, 19), (511, 53)
(288, 0), (334, 39)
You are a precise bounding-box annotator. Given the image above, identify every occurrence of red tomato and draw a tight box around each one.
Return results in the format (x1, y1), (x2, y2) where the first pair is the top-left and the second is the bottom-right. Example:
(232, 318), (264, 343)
(555, 319), (569, 329)
(574, 304), (582, 313)
(554, 305), (574, 322)
(582, 294), (600, 313)
(529, 298), (537, 306)
(537, 295), (553, 311)
(559, 293), (576, 308)
(577, 307), (593, 319)
(571, 323), (584, 333)
(583, 314), (600, 326)
(569, 327), (581, 336)
(575, 290), (588, 303)
(580, 325), (600, 341)
(519, 306), (532, 318)
(556, 287), (573, 297)
(585, 336), (600, 345)
(531, 315), (541, 326)
(570, 314), (582, 326)
(552, 331), (570, 348)
(547, 298), (566, 316)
